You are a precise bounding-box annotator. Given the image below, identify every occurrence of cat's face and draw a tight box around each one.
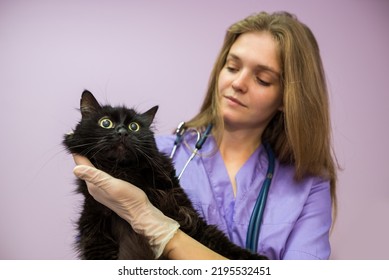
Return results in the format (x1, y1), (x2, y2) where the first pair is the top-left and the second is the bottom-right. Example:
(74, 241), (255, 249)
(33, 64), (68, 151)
(65, 90), (158, 166)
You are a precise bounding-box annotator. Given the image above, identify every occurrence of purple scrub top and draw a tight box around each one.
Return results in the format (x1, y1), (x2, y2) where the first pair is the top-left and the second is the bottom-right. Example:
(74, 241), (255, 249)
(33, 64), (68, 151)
(156, 133), (332, 260)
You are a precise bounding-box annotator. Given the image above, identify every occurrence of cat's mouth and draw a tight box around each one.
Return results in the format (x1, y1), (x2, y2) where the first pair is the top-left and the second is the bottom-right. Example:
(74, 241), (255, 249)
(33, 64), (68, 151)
(103, 142), (135, 163)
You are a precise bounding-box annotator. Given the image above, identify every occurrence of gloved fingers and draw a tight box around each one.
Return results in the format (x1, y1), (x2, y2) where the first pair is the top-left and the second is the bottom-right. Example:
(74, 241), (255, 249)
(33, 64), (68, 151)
(73, 165), (111, 189)
(72, 154), (116, 193)
(73, 164), (148, 206)
(72, 154), (95, 168)
(72, 154), (147, 202)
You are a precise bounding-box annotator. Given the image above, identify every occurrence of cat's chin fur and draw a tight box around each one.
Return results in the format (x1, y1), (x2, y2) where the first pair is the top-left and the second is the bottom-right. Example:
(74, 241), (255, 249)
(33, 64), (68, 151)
(63, 90), (268, 260)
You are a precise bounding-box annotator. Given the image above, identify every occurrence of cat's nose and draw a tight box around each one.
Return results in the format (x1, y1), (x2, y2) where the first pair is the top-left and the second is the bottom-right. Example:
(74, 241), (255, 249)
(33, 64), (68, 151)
(117, 127), (128, 137)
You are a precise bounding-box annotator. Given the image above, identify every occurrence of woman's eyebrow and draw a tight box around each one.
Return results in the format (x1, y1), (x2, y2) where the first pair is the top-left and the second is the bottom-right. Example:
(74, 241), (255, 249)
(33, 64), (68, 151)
(227, 53), (280, 78)
(256, 65), (280, 78)
(226, 53), (240, 62)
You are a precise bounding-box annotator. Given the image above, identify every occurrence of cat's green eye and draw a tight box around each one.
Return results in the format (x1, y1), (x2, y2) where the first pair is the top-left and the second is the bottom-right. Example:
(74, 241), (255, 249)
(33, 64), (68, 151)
(99, 118), (114, 129)
(129, 122), (140, 132)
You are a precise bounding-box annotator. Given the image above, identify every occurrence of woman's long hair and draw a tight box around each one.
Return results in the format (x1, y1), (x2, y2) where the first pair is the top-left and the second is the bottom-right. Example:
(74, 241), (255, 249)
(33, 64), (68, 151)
(186, 11), (337, 215)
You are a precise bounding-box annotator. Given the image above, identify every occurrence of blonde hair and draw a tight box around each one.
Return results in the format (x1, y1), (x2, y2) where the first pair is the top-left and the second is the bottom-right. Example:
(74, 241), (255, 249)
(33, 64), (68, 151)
(186, 12), (337, 213)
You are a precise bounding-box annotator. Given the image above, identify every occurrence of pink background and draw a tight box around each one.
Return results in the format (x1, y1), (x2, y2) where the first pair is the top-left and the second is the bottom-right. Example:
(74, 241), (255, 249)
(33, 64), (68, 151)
(1, 0), (388, 259)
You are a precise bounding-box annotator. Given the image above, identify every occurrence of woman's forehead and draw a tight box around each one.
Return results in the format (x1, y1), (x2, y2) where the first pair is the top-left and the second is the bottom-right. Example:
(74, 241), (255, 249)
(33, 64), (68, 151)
(228, 32), (281, 75)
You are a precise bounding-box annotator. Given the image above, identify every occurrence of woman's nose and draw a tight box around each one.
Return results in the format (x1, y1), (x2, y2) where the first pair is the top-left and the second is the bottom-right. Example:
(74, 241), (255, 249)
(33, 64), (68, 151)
(231, 71), (249, 93)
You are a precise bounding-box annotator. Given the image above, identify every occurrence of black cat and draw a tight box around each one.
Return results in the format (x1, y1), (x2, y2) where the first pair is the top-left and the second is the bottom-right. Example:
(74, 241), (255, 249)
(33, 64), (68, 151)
(63, 90), (268, 260)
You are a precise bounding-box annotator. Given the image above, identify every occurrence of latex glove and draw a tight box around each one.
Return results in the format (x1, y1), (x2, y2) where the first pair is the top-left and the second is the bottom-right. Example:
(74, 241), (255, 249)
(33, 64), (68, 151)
(72, 155), (180, 258)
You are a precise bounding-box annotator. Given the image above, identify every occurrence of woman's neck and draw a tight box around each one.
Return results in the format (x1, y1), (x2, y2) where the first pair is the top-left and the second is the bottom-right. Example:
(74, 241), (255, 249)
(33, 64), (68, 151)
(218, 127), (263, 197)
(219, 126), (262, 159)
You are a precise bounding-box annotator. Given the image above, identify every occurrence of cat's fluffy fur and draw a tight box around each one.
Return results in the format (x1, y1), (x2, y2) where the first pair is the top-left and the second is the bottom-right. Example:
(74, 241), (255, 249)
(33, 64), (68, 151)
(63, 90), (267, 260)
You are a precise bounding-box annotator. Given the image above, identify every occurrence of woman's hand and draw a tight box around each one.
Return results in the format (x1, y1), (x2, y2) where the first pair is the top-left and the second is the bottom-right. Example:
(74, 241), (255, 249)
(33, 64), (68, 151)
(72, 154), (180, 258)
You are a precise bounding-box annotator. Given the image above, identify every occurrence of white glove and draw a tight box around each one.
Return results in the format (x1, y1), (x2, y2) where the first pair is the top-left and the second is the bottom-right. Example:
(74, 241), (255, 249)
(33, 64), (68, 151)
(72, 155), (180, 258)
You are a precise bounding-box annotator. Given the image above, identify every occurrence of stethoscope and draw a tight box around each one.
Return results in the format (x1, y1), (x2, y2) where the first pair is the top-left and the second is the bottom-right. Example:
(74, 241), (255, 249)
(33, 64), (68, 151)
(170, 122), (213, 180)
(170, 122), (275, 253)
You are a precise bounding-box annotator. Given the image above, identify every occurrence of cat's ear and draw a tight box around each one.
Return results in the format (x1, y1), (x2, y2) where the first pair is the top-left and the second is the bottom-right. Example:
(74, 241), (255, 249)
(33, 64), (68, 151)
(80, 90), (101, 118)
(142, 106), (159, 126)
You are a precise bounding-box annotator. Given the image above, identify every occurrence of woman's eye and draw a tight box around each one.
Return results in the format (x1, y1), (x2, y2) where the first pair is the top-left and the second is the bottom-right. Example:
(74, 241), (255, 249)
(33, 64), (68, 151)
(257, 78), (271, 87)
(226, 66), (238, 72)
(129, 122), (140, 132)
(99, 118), (114, 129)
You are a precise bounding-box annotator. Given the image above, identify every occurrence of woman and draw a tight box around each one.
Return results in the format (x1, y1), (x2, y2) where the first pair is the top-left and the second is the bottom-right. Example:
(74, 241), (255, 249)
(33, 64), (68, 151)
(73, 11), (337, 260)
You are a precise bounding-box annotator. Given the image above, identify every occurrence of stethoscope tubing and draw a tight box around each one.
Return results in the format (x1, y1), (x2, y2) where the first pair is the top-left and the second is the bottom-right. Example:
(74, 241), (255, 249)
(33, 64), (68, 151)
(245, 142), (275, 253)
(170, 121), (186, 159)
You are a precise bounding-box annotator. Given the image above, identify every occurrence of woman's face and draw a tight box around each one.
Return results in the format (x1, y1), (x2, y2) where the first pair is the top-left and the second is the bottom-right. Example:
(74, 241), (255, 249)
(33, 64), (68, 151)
(218, 31), (283, 132)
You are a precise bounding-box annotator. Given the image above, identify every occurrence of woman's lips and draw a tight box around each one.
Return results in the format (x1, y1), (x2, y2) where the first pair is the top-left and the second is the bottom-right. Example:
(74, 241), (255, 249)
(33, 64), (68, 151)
(224, 95), (247, 107)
